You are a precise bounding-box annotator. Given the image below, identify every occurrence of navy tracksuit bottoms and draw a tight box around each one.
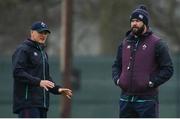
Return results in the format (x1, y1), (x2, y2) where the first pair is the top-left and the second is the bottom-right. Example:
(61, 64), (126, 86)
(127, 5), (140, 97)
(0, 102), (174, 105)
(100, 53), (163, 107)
(119, 95), (159, 118)
(18, 107), (47, 118)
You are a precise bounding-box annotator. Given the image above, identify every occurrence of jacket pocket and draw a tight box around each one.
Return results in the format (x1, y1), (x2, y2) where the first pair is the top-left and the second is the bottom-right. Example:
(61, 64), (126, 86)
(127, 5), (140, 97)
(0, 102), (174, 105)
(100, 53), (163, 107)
(133, 75), (150, 92)
(118, 74), (128, 91)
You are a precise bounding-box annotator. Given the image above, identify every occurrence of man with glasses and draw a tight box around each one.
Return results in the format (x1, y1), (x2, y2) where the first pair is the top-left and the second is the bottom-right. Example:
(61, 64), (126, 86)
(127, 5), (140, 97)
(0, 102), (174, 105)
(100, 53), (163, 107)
(12, 21), (72, 118)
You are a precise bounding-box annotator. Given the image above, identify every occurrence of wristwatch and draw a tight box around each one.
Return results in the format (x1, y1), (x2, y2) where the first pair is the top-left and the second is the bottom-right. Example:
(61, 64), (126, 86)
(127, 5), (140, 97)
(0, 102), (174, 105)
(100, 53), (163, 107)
(148, 81), (154, 88)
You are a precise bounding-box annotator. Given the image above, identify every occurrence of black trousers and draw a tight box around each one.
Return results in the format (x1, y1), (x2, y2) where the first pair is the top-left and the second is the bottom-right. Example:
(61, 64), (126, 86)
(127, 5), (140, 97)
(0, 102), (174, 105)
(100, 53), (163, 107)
(18, 107), (47, 118)
(119, 95), (159, 118)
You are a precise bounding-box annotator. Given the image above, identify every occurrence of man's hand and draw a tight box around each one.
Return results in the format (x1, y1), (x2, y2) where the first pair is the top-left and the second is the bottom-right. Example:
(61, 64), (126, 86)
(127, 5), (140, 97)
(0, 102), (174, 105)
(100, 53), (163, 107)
(58, 88), (72, 99)
(116, 78), (120, 85)
(40, 80), (55, 91)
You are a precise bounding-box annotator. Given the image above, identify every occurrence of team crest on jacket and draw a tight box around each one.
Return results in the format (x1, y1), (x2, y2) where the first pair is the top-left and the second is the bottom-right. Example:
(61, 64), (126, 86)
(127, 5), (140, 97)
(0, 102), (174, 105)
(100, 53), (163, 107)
(142, 44), (147, 50)
(34, 52), (38, 56)
(127, 45), (131, 49)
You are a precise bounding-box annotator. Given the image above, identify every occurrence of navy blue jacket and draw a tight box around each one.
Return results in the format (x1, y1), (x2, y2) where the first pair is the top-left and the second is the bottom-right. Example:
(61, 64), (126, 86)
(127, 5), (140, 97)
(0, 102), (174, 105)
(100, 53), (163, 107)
(12, 39), (61, 114)
(112, 29), (174, 95)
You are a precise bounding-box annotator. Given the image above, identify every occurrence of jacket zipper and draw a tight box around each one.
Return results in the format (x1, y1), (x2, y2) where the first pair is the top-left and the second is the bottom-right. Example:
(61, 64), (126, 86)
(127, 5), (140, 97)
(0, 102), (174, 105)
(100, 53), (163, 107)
(38, 45), (47, 108)
(128, 39), (140, 93)
(25, 85), (28, 100)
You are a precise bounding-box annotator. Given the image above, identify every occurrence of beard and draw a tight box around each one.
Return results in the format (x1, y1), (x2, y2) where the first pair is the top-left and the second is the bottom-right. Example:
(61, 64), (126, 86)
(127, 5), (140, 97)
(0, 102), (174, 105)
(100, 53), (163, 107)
(131, 24), (145, 36)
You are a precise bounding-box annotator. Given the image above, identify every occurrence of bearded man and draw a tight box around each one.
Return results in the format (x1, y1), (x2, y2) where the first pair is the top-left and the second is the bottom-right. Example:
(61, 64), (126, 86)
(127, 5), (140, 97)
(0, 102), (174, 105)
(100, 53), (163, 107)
(112, 5), (173, 118)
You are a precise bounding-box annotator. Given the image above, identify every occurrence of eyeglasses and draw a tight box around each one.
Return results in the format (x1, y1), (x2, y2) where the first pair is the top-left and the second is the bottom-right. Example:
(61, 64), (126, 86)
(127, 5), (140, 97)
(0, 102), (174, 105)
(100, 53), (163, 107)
(38, 31), (49, 35)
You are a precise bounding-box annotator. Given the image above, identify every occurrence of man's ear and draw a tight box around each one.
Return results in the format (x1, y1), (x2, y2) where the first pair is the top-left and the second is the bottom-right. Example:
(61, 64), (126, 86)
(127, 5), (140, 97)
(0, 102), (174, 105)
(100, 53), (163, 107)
(30, 30), (34, 34)
(30, 30), (35, 40)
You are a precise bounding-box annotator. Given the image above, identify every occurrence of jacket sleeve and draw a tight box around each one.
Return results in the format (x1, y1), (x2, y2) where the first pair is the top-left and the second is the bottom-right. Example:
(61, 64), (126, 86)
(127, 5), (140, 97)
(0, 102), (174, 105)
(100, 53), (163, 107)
(12, 47), (41, 86)
(112, 43), (123, 85)
(150, 40), (174, 88)
(48, 76), (62, 95)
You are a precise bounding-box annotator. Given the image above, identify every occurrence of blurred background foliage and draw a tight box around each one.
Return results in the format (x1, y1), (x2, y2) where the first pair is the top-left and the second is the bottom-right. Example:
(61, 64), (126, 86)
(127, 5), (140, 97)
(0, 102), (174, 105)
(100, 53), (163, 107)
(0, 0), (179, 56)
(0, 0), (180, 118)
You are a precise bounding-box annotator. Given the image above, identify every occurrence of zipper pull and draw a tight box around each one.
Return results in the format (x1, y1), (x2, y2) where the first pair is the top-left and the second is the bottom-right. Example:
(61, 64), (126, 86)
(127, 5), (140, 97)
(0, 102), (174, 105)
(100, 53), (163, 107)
(127, 57), (133, 70)
(127, 62), (130, 70)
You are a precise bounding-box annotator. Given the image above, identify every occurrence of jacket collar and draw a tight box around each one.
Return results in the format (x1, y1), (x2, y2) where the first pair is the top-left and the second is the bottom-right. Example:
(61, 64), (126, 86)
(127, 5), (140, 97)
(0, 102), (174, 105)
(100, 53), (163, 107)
(24, 38), (46, 50)
(125, 28), (153, 42)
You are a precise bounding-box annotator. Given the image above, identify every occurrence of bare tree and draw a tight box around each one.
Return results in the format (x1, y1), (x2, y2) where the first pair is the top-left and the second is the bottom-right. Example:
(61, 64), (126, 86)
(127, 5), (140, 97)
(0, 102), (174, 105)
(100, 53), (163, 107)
(149, 0), (180, 52)
(0, 0), (61, 55)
